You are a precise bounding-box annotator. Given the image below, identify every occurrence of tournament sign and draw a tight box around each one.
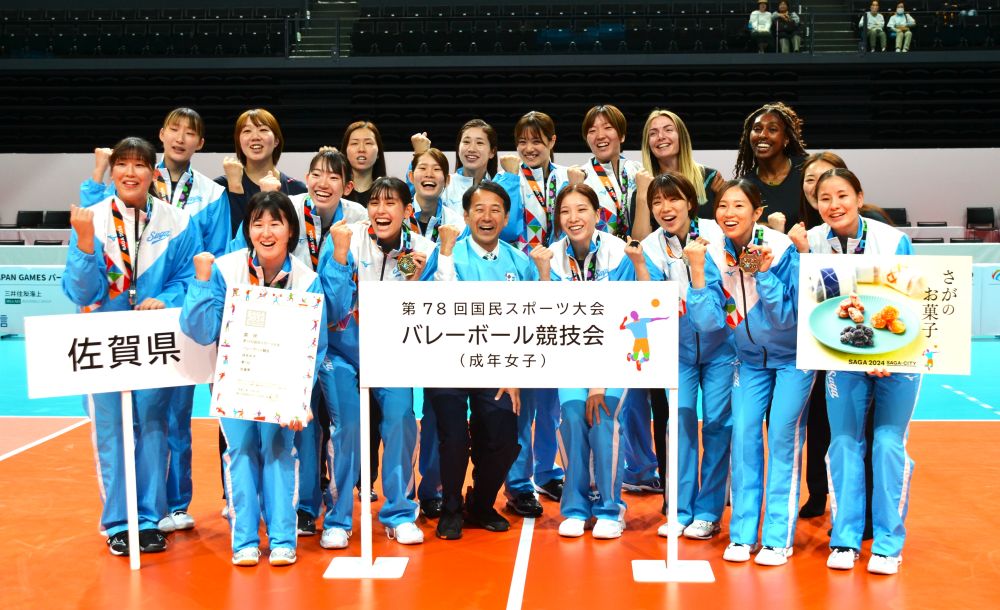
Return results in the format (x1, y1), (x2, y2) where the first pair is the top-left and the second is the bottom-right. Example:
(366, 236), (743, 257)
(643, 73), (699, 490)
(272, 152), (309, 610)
(0, 265), (76, 334)
(208, 284), (323, 427)
(358, 281), (680, 389)
(796, 254), (972, 375)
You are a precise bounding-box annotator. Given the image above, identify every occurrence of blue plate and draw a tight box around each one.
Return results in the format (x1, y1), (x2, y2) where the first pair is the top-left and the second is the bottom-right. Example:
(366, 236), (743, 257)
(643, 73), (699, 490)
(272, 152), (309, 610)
(809, 295), (920, 355)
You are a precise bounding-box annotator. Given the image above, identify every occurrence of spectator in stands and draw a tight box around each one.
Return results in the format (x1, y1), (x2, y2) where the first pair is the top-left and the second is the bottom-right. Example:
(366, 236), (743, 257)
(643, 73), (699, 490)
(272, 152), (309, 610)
(217, 108), (306, 237)
(887, 2), (915, 52)
(749, 1), (774, 53)
(735, 102), (809, 232)
(773, 1), (802, 53)
(860, 1), (887, 52)
(342, 120), (388, 207)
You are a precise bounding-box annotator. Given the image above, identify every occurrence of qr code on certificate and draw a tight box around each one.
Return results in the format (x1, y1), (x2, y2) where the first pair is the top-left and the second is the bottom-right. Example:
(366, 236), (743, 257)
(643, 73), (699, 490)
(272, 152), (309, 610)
(245, 309), (267, 327)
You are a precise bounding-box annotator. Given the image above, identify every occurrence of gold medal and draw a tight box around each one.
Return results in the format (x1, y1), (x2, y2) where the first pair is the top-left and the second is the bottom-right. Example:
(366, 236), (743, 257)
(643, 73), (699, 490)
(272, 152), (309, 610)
(397, 253), (417, 278)
(738, 248), (761, 274)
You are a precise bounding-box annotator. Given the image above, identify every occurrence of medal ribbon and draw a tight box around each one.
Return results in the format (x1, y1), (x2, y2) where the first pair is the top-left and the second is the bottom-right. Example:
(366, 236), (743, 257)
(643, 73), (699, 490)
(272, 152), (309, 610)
(519, 163), (558, 253)
(153, 164), (194, 209)
(109, 199), (134, 302)
(247, 252), (289, 288)
(407, 199), (442, 243)
(566, 234), (600, 282)
(591, 157), (630, 239)
(303, 196), (320, 269)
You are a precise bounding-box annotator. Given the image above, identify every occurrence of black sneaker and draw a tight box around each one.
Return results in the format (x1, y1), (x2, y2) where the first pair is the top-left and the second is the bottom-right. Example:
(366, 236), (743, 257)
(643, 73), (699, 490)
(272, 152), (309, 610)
(107, 531), (130, 556)
(420, 498), (444, 519)
(297, 509), (317, 536)
(535, 479), (564, 501)
(622, 478), (664, 494)
(505, 492), (543, 518)
(357, 488), (378, 502)
(138, 528), (167, 553)
(798, 495), (827, 519)
(466, 506), (511, 532)
(436, 510), (463, 540)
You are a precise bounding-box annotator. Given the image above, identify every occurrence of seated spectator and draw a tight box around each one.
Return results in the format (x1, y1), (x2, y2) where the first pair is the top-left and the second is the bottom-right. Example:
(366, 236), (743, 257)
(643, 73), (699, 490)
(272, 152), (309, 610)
(887, 2), (915, 52)
(749, 1), (774, 53)
(859, 1), (887, 52)
(773, 1), (802, 53)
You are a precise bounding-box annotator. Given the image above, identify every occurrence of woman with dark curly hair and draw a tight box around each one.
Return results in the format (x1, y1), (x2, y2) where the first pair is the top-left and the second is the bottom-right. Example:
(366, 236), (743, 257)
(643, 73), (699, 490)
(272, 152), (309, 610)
(734, 102), (808, 233)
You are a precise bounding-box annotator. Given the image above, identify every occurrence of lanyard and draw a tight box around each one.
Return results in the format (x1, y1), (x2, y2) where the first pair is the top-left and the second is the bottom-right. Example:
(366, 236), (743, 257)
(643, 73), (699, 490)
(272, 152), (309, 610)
(302, 196), (320, 269)
(111, 198), (149, 307)
(520, 162), (558, 251)
(247, 252), (289, 288)
(591, 157), (630, 239)
(567, 234), (600, 281)
(664, 218), (700, 259)
(153, 165), (194, 209)
(407, 199), (442, 243)
(726, 226), (764, 267)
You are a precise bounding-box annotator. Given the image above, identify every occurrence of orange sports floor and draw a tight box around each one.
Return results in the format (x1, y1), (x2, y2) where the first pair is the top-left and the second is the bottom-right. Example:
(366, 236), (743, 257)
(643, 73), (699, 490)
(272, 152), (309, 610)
(2, 419), (998, 610)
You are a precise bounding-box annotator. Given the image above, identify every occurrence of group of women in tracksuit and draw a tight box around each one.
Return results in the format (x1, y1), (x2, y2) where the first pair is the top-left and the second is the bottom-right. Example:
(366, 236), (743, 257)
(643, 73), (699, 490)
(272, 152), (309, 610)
(64, 102), (920, 576)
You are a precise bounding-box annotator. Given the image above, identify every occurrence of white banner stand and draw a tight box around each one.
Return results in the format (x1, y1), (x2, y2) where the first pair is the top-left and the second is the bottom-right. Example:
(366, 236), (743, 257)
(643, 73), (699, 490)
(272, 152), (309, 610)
(631, 388), (715, 583)
(120, 391), (141, 570)
(323, 388), (408, 579)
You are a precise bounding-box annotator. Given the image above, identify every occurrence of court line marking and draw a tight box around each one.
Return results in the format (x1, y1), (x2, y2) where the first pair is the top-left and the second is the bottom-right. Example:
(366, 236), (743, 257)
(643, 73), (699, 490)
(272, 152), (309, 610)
(506, 517), (535, 610)
(940, 384), (998, 416)
(0, 417), (88, 462)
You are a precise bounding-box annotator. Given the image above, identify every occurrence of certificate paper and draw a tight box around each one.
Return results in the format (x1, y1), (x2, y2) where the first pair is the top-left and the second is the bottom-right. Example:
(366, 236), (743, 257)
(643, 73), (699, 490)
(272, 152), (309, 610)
(210, 284), (323, 426)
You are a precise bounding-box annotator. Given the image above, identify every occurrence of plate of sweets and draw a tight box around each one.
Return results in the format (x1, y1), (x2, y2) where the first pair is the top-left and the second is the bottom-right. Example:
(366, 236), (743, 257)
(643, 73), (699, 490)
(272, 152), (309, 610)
(809, 292), (920, 355)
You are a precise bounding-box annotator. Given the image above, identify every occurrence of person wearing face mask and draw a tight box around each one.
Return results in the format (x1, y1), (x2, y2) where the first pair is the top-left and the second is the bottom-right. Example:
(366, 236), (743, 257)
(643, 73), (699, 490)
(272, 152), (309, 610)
(428, 181), (533, 540)
(531, 183), (662, 540)
(408, 119), (500, 214)
(181, 191), (326, 567)
(887, 3), (916, 52)
(493, 111), (570, 518)
(710, 179), (814, 567)
(640, 172), (735, 541)
(342, 121), (388, 208)
(319, 177), (455, 548)
(79, 108), (230, 534)
(573, 104), (660, 497)
(796, 168), (919, 575)
(735, 102), (809, 234)
(405, 147), (467, 520)
(859, 1), (887, 52)
(216, 108), (307, 237)
(64, 137), (202, 557)
(228, 148), (367, 538)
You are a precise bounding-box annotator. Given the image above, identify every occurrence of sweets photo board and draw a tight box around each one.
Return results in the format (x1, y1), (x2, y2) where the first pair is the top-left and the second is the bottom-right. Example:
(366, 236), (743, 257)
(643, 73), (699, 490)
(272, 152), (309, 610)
(796, 254), (972, 375)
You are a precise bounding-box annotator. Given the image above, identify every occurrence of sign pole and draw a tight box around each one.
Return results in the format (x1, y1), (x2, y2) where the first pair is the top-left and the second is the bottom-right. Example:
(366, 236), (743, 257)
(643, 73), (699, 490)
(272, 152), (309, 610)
(121, 390), (141, 570)
(631, 388), (714, 583)
(324, 387), (408, 579)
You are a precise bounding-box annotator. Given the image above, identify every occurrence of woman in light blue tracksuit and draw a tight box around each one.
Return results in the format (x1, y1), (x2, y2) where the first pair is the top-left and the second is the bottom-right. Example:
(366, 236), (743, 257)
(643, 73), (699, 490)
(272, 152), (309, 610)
(639, 172), (736, 540)
(180, 191), (326, 567)
(532, 183), (663, 540)
(710, 179), (815, 566)
(794, 168), (920, 575)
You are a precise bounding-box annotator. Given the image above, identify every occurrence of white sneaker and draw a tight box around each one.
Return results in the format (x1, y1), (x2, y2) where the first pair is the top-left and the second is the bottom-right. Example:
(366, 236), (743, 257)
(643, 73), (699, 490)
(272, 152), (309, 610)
(558, 518), (586, 538)
(157, 515), (176, 533)
(170, 511), (195, 530)
(320, 527), (351, 549)
(867, 554), (902, 575)
(386, 522), (424, 545)
(755, 546), (794, 566)
(827, 548), (860, 570)
(683, 520), (721, 540)
(723, 542), (755, 562)
(232, 547), (260, 566)
(269, 547), (297, 566)
(592, 518), (624, 539)
(656, 521), (686, 538)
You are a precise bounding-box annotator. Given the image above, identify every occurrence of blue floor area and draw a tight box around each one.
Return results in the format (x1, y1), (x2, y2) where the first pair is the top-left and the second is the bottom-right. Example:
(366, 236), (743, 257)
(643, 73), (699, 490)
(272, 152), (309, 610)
(3, 336), (997, 420)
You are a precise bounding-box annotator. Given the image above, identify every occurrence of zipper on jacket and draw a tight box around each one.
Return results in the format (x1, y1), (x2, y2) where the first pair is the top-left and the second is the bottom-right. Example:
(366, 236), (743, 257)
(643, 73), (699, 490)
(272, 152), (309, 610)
(379, 250), (389, 280)
(684, 263), (702, 364)
(738, 268), (768, 368)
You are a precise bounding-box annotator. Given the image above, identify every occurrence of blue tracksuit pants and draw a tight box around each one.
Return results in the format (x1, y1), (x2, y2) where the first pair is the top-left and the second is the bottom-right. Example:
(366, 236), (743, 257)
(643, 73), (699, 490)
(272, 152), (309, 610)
(506, 387), (564, 495)
(417, 391), (442, 502)
(675, 358), (735, 525)
(219, 418), (298, 552)
(294, 383), (325, 518)
(557, 388), (627, 521)
(826, 370), (921, 557)
(165, 384), (194, 513)
(87, 389), (170, 536)
(622, 389), (659, 484)
(729, 361), (815, 548)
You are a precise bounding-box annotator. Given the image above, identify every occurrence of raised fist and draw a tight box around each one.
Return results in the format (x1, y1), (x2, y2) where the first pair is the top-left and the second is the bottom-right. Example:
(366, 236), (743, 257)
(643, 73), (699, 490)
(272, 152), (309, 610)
(70, 205), (95, 254)
(193, 252), (216, 281)
(410, 132), (431, 155)
(499, 154), (520, 174)
(436, 224), (461, 256)
(567, 166), (587, 185)
(259, 170), (281, 193)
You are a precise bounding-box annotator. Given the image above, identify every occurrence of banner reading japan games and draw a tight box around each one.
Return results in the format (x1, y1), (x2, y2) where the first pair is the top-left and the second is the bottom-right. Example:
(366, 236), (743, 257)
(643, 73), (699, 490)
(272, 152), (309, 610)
(358, 281), (680, 389)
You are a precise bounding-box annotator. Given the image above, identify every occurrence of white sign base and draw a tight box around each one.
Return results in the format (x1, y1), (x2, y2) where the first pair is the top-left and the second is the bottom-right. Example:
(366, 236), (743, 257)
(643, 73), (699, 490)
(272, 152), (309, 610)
(121, 391), (140, 570)
(632, 559), (715, 583)
(323, 388), (408, 580)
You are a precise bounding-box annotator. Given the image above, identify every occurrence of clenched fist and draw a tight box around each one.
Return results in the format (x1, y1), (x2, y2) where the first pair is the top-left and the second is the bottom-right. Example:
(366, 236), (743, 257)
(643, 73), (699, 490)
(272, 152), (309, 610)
(259, 170), (281, 193)
(193, 252), (216, 281)
(70, 205), (95, 254)
(567, 166), (587, 185)
(93, 147), (113, 183)
(788, 222), (809, 253)
(499, 154), (520, 174)
(410, 132), (431, 155)
(436, 224), (461, 256)
(330, 219), (353, 265)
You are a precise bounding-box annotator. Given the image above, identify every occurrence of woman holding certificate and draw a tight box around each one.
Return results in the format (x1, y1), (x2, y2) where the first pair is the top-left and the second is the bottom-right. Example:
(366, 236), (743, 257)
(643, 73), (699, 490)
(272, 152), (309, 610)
(710, 179), (814, 567)
(180, 191), (328, 567)
(790, 168), (918, 575)
(531, 183), (662, 540)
